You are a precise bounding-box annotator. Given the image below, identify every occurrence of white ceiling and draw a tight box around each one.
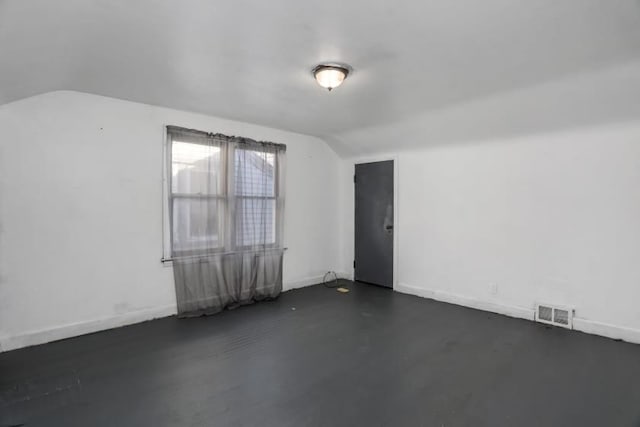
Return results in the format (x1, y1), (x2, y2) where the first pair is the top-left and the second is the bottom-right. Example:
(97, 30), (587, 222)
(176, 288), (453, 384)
(1, 0), (640, 152)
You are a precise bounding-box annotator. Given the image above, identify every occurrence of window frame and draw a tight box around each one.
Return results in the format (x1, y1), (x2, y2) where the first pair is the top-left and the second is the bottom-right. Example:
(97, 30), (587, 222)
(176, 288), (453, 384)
(167, 135), (227, 258)
(162, 126), (282, 262)
(232, 146), (279, 251)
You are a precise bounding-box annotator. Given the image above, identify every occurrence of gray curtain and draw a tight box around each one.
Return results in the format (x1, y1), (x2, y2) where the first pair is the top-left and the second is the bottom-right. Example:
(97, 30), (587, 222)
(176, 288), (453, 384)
(167, 126), (286, 317)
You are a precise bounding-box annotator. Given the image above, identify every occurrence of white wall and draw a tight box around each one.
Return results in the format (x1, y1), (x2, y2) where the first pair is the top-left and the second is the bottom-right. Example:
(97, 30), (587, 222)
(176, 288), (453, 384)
(3, 63), (639, 352)
(340, 122), (640, 342)
(0, 91), (343, 351)
(335, 61), (640, 344)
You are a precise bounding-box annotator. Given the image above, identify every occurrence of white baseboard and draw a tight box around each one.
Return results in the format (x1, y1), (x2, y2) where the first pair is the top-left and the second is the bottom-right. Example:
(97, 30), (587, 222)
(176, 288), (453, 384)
(1, 274), (343, 353)
(395, 282), (535, 321)
(395, 282), (640, 345)
(283, 274), (326, 291)
(573, 317), (640, 345)
(0, 304), (177, 353)
(283, 271), (352, 291)
(336, 271), (354, 281)
(19, 278), (638, 352)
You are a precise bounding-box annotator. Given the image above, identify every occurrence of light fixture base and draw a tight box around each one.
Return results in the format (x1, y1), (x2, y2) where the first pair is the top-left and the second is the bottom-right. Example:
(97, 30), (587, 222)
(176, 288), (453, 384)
(312, 63), (351, 91)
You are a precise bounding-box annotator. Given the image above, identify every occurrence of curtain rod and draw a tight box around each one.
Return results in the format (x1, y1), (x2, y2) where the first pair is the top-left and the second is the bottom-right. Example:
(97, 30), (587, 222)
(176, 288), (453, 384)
(166, 125), (287, 150)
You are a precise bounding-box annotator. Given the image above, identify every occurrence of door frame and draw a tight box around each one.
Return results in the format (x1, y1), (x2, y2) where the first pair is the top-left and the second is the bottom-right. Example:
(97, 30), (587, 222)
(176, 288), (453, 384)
(352, 155), (399, 290)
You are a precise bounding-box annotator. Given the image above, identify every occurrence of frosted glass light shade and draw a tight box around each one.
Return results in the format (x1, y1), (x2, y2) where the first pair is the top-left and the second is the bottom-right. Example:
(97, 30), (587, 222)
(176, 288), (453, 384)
(313, 65), (349, 91)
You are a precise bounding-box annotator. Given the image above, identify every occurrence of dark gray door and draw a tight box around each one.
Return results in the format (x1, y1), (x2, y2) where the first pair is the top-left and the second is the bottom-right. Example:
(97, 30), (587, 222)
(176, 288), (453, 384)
(354, 160), (394, 288)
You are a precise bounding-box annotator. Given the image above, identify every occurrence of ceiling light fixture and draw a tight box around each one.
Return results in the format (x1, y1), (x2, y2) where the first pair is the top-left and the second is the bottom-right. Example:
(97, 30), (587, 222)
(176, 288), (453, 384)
(313, 64), (350, 91)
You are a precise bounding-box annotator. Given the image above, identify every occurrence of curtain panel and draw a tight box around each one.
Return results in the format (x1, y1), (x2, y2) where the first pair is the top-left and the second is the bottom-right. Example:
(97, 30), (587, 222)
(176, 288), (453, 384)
(166, 126), (286, 317)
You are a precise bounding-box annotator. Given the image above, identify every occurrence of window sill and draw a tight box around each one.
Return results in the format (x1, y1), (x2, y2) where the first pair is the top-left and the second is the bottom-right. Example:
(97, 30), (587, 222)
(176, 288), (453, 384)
(161, 247), (288, 266)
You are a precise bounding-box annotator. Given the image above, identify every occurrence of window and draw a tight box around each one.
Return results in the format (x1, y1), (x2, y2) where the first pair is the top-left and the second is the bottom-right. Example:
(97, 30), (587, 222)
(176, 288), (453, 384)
(165, 127), (283, 258)
(170, 139), (224, 255)
(234, 148), (276, 247)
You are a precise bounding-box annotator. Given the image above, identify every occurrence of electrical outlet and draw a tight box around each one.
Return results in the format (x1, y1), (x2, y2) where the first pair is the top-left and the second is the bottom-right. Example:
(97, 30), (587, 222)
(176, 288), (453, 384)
(489, 283), (498, 295)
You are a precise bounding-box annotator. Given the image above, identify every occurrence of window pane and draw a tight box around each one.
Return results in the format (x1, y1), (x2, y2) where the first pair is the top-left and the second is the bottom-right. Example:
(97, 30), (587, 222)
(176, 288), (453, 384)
(234, 149), (275, 197)
(172, 198), (223, 253)
(172, 141), (223, 195)
(236, 198), (275, 247)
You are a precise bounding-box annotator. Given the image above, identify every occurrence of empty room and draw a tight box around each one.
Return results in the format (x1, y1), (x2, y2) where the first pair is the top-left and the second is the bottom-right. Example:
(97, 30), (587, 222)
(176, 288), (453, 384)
(2, 0), (640, 425)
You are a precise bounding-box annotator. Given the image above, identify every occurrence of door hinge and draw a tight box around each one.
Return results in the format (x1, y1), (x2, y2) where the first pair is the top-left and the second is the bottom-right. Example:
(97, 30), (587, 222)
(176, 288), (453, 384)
(353, 260), (356, 268)
(353, 174), (356, 183)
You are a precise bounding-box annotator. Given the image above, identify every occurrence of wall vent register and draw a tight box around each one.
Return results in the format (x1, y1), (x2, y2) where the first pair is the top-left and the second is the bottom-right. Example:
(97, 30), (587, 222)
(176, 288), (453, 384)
(535, 303), (574, 329)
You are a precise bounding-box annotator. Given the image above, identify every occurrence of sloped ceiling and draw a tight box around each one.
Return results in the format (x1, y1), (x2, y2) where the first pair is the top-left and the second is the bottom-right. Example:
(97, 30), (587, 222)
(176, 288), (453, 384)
(1, 0), (640, 155)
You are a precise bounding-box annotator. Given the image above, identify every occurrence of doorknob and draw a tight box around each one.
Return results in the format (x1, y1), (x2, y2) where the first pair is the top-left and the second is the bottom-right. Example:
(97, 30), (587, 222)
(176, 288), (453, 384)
(385, 225), (393, 230)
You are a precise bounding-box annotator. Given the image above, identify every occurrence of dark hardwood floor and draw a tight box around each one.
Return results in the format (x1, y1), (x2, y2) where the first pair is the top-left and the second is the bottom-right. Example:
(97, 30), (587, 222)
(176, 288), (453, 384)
(2, 282), (640, 426)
